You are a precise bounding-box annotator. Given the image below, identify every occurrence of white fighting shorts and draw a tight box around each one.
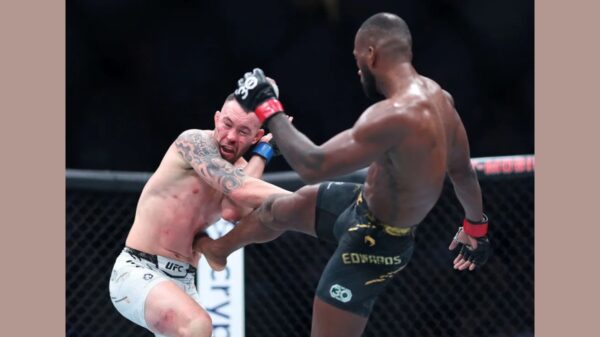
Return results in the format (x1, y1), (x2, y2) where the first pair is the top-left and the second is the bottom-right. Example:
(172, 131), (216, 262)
(109, 247), (201, 335)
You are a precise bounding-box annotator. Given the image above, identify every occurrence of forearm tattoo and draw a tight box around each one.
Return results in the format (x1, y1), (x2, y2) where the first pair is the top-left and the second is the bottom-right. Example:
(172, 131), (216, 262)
(175, 131), (246, 194)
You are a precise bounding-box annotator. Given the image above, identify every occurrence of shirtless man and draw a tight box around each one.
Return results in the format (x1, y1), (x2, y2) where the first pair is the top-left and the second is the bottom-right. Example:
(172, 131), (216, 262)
(198, 13), (492, 337)
(108, 93), (290, 337)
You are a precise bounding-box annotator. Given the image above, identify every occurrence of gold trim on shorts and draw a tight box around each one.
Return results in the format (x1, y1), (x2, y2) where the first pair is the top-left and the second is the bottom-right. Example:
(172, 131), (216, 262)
(354, 192), (413, 237)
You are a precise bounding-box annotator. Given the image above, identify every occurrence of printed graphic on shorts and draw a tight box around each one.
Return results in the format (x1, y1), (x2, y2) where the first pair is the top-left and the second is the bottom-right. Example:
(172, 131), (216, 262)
(157, 256), (188, 277)
(326, 181), (346, 190)
(111, 270), (130, 283)
(347, 223), (377, 232)
(364, 266), (405, 286)
(111, 295), (130, 304)
(364, 235), (376, 247)
(330, 284), (352, 303)
(341, 252), (402, 266)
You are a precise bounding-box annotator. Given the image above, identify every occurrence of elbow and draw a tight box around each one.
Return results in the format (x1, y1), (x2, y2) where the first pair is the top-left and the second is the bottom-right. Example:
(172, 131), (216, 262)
(448, 165), (477, 184)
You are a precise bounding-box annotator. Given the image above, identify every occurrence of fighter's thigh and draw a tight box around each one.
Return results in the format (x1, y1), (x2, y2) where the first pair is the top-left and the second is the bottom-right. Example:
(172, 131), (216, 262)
(144, 280), (211, 336)
(110, 256), (171, 328)
(268, 184), (320, 236)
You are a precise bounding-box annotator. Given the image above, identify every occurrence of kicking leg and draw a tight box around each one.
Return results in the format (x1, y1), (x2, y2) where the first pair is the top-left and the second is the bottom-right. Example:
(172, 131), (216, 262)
(196, 185), (321, 271)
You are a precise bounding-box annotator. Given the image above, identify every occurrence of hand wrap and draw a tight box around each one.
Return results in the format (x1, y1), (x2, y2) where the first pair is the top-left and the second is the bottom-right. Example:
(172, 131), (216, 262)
(252, 142), (275, 163)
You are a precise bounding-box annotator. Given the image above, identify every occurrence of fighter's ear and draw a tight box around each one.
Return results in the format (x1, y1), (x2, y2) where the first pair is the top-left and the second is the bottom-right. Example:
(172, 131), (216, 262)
(214, 110), (220, 124)
(367, 46), (376, 68)
(253, 128), (266, 144)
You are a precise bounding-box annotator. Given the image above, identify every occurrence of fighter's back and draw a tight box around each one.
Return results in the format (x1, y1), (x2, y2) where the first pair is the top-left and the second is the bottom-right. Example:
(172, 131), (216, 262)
(360, 76), (461, 227)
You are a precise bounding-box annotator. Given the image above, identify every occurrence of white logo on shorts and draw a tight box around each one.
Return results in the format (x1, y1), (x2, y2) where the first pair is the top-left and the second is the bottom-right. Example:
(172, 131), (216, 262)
(326, 182), (344, 190)
(329, 284), (352, 303)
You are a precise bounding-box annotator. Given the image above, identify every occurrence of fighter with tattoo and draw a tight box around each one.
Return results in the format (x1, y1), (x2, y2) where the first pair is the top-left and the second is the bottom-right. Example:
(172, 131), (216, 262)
(108, 93), (290, 337)
(197, 13), (492, 337)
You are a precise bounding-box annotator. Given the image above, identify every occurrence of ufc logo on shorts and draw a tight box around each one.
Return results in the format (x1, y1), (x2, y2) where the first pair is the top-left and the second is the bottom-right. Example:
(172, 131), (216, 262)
(330, 284), (352, 303)
(164, 262), (184, 272)
(235, 76), (258, 100)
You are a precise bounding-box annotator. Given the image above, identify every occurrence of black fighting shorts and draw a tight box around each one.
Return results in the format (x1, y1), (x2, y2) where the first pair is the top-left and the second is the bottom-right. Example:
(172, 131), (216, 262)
(314, 182), (415, 317)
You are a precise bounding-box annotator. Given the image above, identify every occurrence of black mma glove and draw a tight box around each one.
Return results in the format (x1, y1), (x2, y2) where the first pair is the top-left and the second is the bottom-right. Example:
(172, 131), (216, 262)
(233, 68), (284, 123)
(456, 230), (492, 267)
(453, 214), (492, 267)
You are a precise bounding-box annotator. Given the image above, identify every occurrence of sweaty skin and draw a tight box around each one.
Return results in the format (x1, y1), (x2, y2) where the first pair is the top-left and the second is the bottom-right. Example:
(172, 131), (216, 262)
(125, 138), (238, 266)
(353, 78), (462, 226)
(199, 13), (485, 337)
(267, 74), (480, 228)
(111, 97), (296, 337)
(199, 73), (481, 272)
(125, 100), (288, 267)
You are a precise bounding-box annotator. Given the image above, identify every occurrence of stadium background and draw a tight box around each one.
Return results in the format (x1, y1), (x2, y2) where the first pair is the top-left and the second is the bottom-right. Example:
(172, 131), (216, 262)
(66, 1), (534, 336)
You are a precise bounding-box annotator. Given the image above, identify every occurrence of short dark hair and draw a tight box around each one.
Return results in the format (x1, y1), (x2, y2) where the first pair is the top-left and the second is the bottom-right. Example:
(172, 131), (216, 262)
(358, 13), (412, 60)
(225, 92), (235, 102)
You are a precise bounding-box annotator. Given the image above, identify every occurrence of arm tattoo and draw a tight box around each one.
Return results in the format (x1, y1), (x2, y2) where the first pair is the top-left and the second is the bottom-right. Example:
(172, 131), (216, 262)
(175, 131), (246, 194)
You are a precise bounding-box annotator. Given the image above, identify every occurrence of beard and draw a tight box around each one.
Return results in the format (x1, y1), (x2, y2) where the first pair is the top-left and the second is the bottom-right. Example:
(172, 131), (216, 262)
(360, 68), (385, 101)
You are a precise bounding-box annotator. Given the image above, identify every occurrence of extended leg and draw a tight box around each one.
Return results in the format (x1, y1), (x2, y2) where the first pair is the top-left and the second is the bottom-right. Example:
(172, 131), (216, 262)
(196, 185), (321, 271)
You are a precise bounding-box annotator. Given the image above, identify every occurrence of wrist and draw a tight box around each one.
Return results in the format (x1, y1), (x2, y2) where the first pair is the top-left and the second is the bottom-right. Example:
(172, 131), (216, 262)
(255, 98), (284, 123)
(463, 213), (489, 237)
(251, 142), (275, 164)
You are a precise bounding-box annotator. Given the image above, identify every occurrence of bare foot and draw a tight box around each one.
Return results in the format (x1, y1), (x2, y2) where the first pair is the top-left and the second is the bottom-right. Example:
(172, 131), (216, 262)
(194, 236), (227, 271)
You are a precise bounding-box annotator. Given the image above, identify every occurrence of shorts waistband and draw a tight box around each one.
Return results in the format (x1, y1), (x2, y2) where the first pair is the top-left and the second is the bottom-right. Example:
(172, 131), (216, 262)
(124, 247), (197, 277)
(348, 222), (415, 237)
(124, 247), (158, 264)
(355, 192), (416, 237)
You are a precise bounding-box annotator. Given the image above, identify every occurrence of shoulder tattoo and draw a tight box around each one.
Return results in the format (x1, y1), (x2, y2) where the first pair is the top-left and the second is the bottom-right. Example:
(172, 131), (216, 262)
(175, 131), (246, 194)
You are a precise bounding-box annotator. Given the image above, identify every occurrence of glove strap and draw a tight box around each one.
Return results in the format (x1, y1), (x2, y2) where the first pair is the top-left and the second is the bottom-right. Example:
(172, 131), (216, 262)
(255, 98), (284, 123)
(463, 213), (489, 238)
(252, 142), (274, 164)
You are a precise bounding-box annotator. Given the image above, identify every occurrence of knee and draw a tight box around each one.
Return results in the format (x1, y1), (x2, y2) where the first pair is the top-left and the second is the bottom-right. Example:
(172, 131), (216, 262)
(178, 312), (212, 337)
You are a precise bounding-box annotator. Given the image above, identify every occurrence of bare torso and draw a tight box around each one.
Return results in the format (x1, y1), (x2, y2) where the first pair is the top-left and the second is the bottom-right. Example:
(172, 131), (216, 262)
(125, 135), (225, 266)
(361, 76), (458, 227)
